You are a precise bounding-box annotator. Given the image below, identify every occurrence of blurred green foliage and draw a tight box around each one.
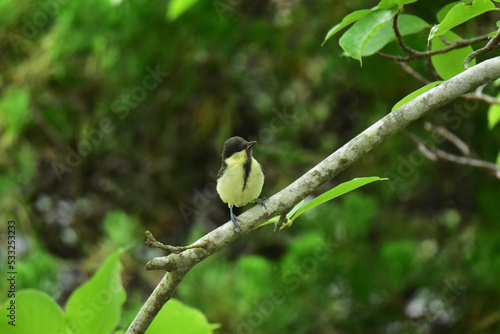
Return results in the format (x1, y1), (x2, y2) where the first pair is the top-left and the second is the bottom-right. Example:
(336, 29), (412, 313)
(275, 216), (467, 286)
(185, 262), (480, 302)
(0, 290), (69, 334)
(146, 298), (220, 334)
(1, 0), (500, 333)
(0, 251), (216, 334)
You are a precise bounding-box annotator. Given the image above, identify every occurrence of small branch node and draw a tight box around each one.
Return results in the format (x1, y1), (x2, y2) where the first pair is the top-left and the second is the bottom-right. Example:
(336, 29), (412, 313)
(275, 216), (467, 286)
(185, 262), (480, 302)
(145, 231), (207, 254)
(145, 255), (178, 271)
(273, 213), (287, 233)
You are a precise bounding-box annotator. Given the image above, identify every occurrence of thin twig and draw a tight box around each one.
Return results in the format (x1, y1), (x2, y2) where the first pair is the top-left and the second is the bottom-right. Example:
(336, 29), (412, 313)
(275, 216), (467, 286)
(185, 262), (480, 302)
(462, 84), (500, 104)
(438, 34), (453, 46)
(393, 12), (418, 55)
(404, 130), (500, 179)
(431, 148), (500, 178)
(273, 213), (287, 233)
(397, 62), (431, 85)
(144, 231), (207, 255)
(377, 35), (490, 62)
(402, 130), (433, 157)
(416, 141), (438, 160)
(464, 32), (500, 69)
(423, 122), (472, 157)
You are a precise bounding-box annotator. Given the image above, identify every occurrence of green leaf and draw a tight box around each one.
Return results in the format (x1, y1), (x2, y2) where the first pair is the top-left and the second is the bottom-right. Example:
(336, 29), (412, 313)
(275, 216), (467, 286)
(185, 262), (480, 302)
(488, 21), (500, 38)
(258, 177), (386, 229)
(322, 9), (374, 46)
(496, 151), (500, 166)
(146, 299), (219, 334)
(339, 8), (398, 63)
(376, 0), (418, 9)
(431, 31), (475, 80)
(428, 0), (498, 40)
(363, 14), (429, 56)
(66, 249), (126, 334)
(436, 1), (465, 22)
(166, 0), (201, 21)
(289, 177), (387, 224)
(487, 95), (500, 129)
(257, 199), (305, 228)
(392, 81), (444, 111)
(0, 290), (70, 334)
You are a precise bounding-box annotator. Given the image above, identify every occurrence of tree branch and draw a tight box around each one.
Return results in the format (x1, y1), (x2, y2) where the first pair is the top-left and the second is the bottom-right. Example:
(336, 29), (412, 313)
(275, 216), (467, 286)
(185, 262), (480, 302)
(392, 12), (418, 55)
(423, 122), (473, 157)
(144, 231), (207, 255)
(464, 32), (500, 69)
(376, 34), (490, 62)
(397, 61), (431, 84)
(125, 56), (500, 334)
(404, 129), (500, 179)
(462, 84), (500, 105)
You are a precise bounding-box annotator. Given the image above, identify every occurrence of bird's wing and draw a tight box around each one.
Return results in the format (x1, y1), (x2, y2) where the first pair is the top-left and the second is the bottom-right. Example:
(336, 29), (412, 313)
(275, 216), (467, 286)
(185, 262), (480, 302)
(217, 161), (226, 180)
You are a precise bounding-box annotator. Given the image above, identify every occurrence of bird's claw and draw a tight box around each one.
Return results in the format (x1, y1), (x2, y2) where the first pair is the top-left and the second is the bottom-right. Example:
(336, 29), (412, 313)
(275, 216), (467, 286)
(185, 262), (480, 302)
(255, 197), (268, 209)
(230, 206), (241, 230)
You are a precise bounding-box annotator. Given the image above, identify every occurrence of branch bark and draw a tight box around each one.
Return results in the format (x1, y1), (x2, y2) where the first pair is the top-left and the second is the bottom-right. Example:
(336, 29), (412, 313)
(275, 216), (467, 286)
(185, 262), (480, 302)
(376, 34), (490, 62)
(125, 56), (500, 334)
(404, 129), (500, 179)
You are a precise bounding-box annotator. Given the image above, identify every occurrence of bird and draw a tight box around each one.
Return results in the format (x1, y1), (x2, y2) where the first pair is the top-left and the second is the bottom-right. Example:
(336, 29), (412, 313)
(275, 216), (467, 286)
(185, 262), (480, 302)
(216, 136), (265, 229)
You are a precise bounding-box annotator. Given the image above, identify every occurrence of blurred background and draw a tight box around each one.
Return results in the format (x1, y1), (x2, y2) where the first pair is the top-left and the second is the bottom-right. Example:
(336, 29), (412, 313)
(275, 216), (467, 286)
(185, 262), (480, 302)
(1, 0), (500, 333)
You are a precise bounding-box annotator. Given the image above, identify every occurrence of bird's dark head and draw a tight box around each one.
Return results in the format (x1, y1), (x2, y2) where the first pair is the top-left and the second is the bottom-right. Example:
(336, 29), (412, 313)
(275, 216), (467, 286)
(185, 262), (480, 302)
(222, 136), (257, 159)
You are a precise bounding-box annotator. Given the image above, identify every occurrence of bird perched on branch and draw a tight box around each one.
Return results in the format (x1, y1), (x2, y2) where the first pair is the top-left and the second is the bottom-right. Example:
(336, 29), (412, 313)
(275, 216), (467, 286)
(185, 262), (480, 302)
(216, 136), (265, 229)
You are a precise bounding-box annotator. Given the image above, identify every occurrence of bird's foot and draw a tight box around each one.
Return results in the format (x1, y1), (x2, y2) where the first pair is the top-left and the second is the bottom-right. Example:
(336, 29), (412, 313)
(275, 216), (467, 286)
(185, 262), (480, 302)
(255, 197), (268, 209)
(230, 206), (241, 230)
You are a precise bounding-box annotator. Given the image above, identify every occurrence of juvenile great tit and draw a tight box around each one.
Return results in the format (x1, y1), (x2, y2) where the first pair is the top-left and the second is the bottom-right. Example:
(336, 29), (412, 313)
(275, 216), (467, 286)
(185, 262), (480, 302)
(216, 136), (265, 229)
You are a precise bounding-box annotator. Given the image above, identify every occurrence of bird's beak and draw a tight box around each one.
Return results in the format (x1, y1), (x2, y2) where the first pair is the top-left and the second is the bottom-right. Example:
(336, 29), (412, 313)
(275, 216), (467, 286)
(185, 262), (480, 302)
(245, 141), (257, 151)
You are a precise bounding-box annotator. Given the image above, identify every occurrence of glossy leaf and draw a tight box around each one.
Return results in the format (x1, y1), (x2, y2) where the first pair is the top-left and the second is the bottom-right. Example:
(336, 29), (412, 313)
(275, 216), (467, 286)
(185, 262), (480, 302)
(289, 177), (387, 224)
(339, 8), (398, 63)
(487, 94), (500, 129)
(258, 177), (386, 229)
(392, 81), (444, 111)
(363, 14), (429, 56)
(66, 249), (126, 334)
(428, 0), (498, 40)
(0, 290), (70, 334)
(431, 31), (475, 80)
(436, 1), (465, 22)
(146, 299), (220, 334)
(488, 21), (500, 38)
(322, 0), (419, 46)
(376, 0), (418, 9)
(323, 9), (373, 45)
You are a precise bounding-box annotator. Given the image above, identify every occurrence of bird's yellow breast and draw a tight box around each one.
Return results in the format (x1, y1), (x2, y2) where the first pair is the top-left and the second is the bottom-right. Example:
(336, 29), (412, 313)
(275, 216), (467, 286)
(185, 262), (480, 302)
(217, 151), (264, 207)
